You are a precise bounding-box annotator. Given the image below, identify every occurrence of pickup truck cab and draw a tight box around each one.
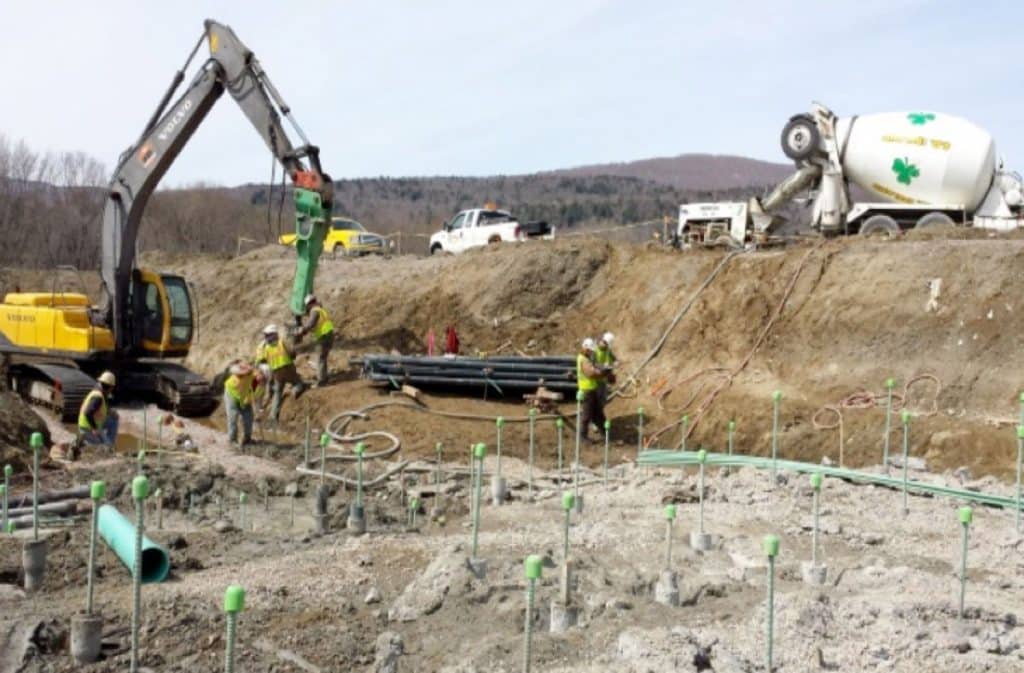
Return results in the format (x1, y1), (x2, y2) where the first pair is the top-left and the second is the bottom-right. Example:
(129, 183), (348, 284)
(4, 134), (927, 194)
(280, 217), (388, 257)
(429, 208), (554, 255)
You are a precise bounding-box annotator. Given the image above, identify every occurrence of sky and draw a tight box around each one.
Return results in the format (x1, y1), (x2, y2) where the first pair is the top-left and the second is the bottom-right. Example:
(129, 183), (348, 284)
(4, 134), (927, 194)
(2, 0), (1021, 187)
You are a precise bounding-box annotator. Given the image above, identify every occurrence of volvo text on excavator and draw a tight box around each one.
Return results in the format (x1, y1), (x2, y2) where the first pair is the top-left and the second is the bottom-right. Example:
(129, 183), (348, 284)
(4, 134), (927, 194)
(0, 19), (334, 420)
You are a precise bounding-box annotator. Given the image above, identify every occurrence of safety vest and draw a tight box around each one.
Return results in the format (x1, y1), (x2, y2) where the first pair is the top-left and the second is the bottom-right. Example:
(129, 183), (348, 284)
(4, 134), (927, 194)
(577, 353), (598, 392)
(257, 340), (293, 370)
(595, 346), (615, 367)
(77, 389), (108, 431)
(224, 373), (255, 406)
(311, 306), (334, 340)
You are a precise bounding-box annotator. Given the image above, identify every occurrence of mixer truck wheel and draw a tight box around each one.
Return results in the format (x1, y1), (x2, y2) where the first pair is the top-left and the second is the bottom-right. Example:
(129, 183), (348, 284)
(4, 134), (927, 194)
(915, 211), (956, 229)
(859, 215), (900, 237)
(781, 115), (820, 161)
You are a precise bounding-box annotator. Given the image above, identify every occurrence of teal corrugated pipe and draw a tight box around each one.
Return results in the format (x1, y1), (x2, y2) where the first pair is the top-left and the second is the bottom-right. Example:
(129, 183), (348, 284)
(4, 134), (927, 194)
(97, 504), (170, 583)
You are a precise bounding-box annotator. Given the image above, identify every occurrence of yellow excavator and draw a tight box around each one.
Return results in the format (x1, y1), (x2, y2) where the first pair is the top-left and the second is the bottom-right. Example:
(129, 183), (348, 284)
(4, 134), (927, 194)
(0, 19), (333, 421)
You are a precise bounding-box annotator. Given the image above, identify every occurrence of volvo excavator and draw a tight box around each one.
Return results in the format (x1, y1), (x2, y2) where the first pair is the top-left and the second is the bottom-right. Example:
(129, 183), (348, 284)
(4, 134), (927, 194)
(0, 19), (333, 421)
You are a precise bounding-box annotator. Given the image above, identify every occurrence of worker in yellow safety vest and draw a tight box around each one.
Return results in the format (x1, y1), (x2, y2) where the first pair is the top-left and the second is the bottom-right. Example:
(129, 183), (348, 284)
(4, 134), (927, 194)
(78, 370), (119, 445)
(577, 338), (606, 443)
(223, 361), (256, 446)
(594, 331), (618, 422)
(255, 324), (307, 422)
(296, 294), (335, 386)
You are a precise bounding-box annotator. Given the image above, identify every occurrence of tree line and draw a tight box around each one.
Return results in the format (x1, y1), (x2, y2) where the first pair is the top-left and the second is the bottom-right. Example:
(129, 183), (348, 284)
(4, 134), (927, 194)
(0, 133), (770, 270)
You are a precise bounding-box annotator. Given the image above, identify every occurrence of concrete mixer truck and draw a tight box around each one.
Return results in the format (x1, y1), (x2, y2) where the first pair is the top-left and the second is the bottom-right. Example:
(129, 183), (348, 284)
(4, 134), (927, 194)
(678, 102), (1024, 245)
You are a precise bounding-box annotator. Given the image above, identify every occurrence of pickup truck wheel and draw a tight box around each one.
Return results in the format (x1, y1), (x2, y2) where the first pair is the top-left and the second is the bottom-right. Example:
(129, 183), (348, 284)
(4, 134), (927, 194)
(429, 244), (443, 256)
(781, 115), (820, 162)
(487, 235), (502, 245)
(915, 211), (956, 229)
(859, 215), (901, 237)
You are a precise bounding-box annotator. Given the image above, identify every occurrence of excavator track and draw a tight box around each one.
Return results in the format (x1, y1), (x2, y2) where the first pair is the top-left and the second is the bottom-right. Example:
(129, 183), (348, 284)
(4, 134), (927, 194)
(10, 363), (99, 423)
(116, 361), (218, 418)
(7, 360), (217, 421)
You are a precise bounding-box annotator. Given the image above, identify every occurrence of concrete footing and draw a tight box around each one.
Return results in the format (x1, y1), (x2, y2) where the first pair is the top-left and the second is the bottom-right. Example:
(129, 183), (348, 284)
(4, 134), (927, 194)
(801, 561), (828, 586)
(490, 477), (506, 506)
(22, 538), (47, 592)
(467, 557), (488, 580)
(70, 613), (103, 663)
(347, 504), (366, 535)
(314, 486), (329, 535)
(549, 600), (579, 632)
(689, 531), (712, 551)
(654, 569), (679, 606)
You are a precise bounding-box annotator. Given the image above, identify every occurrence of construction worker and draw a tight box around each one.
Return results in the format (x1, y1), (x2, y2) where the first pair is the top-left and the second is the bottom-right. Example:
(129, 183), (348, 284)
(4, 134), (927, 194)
(594, 332), (618, 431)
(296, 294), (334, 386)
(577, 338), (606, 443)
(255, 324), (307, 422)
(223, 361), (256, 446)
(78, 371), (119, 445)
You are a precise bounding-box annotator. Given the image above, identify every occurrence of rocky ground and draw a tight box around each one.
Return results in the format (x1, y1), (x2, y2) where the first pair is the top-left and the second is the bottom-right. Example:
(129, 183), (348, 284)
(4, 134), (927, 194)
(2, 434), (1023, 672)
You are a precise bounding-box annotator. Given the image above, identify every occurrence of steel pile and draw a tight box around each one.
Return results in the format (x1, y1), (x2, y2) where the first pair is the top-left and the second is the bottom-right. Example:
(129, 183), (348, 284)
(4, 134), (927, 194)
(359, 354), (577, 396)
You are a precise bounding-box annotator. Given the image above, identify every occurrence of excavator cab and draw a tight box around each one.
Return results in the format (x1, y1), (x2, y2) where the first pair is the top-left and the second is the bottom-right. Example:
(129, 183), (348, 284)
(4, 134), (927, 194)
(131, 270), (194, 358)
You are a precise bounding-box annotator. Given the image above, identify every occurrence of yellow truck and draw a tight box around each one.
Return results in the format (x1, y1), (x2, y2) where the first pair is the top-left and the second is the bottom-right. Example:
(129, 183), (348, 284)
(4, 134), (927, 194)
(280, 217), (388, 257)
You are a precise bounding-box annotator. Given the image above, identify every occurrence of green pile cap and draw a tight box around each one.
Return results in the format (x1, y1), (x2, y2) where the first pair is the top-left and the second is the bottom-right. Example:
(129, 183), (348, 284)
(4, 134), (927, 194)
(3, 464), (12, 478)
(762, 534), (780, 557)
(576, 390), (585, 402)
(809, 473), (823, 490)
(604, 419), (611, 430)
(696, 449), (707, 464)
(772, 390), (783, 402)
(561, 491), (575, 511)
(473, 443), (487, 459)
(320, 433), (330, 447)
(727, 420), (736, 431)
(224, 585), (246, 613)
(958, 506), (973, 525)
(90, 480), (106, 500)
(901, 409), (912, 424)
(29, 432), (44, 449)
(885, 378), (896, 390)
(353, 442), (366, 456)
(524, 554), (543, 580)
(664, 504), (677, 521)
(496, 416), (505, 428)
(132, 475), (150, 500)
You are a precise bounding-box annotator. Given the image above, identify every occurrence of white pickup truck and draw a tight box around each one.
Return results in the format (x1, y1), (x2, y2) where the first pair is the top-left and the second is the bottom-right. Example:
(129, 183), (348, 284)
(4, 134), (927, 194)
(429, 208), (554, 254)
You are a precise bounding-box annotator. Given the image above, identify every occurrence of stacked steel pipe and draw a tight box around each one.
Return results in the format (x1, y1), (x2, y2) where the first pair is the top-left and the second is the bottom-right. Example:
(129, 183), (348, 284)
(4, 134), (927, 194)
(359, 354), (577, 396)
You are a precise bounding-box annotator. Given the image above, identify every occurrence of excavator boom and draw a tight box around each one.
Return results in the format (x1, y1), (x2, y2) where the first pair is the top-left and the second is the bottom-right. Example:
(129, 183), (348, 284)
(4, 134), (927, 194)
(101, 19), (332, 352)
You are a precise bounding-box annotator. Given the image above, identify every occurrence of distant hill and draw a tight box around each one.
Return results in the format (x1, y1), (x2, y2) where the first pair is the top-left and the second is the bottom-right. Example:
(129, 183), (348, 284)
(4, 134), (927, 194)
(545, 153), (793, 191)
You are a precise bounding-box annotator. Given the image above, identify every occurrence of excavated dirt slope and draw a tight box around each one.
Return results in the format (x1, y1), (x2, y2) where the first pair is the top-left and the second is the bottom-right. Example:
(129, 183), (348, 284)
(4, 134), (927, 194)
(142, 232), (1024, 478)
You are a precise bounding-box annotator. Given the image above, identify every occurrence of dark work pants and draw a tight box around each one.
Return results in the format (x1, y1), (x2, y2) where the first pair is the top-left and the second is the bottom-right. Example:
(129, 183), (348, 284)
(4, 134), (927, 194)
(580, 389), (605, 439)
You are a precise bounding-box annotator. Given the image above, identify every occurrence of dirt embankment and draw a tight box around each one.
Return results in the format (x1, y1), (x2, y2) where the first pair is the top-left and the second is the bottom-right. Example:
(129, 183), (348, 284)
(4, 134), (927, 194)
(141, 234), (1024, 479)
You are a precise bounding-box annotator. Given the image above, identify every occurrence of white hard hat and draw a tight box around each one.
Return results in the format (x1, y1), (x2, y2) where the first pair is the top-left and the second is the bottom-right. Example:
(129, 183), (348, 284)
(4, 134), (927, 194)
(304, 294), (317, 306)
(601, 332), (614, 344)
(263, 324), (279, 335)
(258, 364), (271, 378)
(97, 371), (116, 386)
(582, 337), (596, 350)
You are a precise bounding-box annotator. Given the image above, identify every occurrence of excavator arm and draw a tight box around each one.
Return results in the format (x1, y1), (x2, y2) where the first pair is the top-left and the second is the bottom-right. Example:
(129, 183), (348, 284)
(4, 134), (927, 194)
(100, 19), (332, 354)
